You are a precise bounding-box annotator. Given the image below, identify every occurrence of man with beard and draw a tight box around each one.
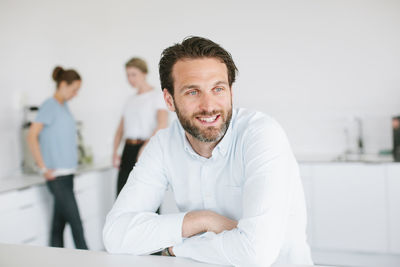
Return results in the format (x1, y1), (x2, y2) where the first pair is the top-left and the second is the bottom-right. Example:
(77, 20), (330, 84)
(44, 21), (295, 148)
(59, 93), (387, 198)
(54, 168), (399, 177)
(103, 37), (313, 267)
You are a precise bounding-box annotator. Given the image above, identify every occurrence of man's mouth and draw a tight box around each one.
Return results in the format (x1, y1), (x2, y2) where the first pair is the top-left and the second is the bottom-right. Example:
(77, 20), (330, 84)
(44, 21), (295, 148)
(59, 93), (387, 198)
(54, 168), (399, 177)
(196, 114), (220, 125)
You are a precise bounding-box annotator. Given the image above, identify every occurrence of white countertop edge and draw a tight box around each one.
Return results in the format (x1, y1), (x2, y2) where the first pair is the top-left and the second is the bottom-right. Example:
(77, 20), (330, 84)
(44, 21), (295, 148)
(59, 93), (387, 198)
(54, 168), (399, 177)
(0, 163), (113, 194)
(0, 243), (329, 267)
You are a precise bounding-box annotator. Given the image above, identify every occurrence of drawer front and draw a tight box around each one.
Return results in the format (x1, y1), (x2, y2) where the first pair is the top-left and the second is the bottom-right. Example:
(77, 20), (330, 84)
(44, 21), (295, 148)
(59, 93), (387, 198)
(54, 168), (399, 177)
(0, 186), (47, 213)
(0, 190), (19, 212)
(74, 172), (101, 192)
(75, 188), (102, 221)
(0, 204), (42, 244)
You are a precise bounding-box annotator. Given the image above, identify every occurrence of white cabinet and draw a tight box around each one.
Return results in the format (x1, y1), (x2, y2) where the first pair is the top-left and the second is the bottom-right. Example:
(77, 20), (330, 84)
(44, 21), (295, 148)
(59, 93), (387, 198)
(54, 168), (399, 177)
(387, 164), (400, 254)
(311, 163), (388, 252)
(0, 168), (117, 251)
(75, 172), (103, 221)
(299, 164), (314, 246)
(63, 169), (117, 250)
(0, 185), (51, 246)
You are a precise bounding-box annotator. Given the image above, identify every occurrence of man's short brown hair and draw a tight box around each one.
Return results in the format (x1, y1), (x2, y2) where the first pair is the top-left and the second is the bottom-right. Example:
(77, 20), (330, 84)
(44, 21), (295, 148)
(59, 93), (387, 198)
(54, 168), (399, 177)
(159, 36), (238, 96)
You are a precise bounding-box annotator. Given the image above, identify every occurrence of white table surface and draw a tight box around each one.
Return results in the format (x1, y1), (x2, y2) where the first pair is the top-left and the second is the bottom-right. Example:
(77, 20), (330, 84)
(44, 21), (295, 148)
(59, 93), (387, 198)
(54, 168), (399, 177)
(0, 243), (327, 267)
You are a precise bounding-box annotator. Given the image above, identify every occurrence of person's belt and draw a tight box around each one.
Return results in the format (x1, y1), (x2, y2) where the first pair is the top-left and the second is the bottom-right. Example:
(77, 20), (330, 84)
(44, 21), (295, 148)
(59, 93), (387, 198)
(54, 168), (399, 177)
(126, 138), (146, 145)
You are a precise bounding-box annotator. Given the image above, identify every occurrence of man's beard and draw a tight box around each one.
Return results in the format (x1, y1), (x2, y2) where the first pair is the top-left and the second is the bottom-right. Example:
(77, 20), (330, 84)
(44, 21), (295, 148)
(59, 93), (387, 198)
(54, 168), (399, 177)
(174, 102), (232, 143)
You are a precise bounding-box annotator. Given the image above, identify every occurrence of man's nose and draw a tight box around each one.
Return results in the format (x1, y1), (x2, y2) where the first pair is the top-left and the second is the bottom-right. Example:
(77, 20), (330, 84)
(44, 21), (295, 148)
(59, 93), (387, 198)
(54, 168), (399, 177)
(198, 91), (215, 112)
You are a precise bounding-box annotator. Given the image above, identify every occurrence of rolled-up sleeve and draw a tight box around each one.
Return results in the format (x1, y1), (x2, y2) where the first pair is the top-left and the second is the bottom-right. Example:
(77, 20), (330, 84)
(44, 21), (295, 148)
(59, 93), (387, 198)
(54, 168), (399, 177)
(103, 135), (187, 255)
(173, 119), (302, 266)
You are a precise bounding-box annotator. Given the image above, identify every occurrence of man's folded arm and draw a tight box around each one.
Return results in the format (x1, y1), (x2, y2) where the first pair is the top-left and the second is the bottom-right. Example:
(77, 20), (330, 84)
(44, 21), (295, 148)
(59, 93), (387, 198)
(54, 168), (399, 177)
(103, 136), (187, 255)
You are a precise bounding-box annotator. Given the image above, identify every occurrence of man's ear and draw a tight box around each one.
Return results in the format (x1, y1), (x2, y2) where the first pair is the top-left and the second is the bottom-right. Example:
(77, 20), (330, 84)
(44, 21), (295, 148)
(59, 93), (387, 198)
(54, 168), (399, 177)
(163, 89), (175, 112)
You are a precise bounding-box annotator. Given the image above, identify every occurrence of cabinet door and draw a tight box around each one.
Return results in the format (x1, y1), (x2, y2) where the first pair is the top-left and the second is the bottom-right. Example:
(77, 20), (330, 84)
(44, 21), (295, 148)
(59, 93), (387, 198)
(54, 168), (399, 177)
(29, 185), (53, 239)
(0, 186), (45, 244)
(0, 190), (19, 213)
(63, 217), (105, 251)
(99, 168), (118, 217)
(75, 172), (101, 192)
(0, 205), (39, 244)
(63, 224), (74, 249)
(75, 186), (102, 221)
(64, 170), (115, 250)
(84, 217), (105, 251)
(299, 164), (314, 246)
(312, 164), (387, 253)
(387, 164), (400, 253)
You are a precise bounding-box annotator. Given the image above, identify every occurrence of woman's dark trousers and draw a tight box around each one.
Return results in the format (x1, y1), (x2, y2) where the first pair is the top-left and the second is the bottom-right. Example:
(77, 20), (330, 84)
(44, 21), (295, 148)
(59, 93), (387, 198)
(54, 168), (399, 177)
(46, 174), (88, 249)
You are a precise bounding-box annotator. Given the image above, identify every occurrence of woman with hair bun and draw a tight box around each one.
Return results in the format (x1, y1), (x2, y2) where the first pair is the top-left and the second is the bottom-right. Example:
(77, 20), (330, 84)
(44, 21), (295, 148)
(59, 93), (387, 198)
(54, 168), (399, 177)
(27, 66), (88, 249)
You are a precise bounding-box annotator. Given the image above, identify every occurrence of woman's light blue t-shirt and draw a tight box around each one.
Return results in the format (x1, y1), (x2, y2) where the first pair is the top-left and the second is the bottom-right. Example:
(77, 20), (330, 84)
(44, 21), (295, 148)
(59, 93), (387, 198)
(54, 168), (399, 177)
(35, 97), (78, 169)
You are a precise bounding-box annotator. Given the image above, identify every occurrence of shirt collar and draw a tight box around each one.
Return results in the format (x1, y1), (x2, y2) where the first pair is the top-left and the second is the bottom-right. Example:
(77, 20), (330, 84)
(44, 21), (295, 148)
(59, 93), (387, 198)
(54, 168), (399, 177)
(177, 108), (237, 159)
(214, 107), (236, 157)
(179, 124), (198, 158)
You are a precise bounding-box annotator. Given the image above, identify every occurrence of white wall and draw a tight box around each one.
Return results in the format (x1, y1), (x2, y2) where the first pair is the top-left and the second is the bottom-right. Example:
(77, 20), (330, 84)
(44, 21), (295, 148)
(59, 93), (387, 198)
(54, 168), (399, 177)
(1, 0), (399, 178)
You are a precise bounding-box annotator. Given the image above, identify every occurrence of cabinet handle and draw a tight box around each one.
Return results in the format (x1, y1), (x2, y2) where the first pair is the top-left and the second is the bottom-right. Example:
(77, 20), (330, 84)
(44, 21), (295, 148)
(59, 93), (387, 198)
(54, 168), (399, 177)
(17, 187), (31, 192)
(22, 236), (37, 244)
(19, 204), (34, 210)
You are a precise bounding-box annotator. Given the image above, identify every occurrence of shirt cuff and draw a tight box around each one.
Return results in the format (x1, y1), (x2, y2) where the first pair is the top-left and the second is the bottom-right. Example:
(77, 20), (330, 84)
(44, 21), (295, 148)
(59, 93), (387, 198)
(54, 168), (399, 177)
(172, 234), (194, 257)
(172, 231), (226, 262)
(159, 212), (187, 245)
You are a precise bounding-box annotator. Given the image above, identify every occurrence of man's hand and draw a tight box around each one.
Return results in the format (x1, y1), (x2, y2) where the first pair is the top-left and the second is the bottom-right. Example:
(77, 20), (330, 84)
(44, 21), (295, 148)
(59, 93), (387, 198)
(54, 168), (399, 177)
(161, 247), (175, 256)
(204, 211), (238, 234)
(182, 210), (238, 238)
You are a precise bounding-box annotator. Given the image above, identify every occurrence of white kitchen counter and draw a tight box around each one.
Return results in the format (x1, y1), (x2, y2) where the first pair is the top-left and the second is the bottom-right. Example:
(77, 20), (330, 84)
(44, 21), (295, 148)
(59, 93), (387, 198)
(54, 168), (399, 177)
(2, 155), (396, 194)
(0, 243), (328, 267)
(0, 162), (113, 193)
(296, 153), (395, 164)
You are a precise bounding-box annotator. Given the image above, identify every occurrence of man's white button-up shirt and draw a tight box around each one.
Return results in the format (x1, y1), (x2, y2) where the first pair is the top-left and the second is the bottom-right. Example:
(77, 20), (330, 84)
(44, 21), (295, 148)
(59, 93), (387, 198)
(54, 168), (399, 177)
(103, 108), (313, 267)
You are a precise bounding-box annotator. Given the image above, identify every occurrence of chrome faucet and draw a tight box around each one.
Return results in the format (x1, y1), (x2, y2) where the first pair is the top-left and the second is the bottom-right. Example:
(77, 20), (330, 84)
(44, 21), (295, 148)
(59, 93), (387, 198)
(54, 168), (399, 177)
(355, 117), (364, 155)
(344, 127), (351, 155)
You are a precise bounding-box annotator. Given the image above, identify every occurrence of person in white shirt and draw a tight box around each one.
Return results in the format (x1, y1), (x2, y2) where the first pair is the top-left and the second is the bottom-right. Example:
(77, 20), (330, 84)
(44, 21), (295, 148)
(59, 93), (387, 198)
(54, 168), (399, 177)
(112, 57), (168, 196)
(103, 37), (313, 267)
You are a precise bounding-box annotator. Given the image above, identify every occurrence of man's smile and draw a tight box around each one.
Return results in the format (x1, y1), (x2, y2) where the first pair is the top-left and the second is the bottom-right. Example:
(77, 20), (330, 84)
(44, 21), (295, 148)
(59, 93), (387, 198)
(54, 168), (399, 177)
(196, 114), (221, 125)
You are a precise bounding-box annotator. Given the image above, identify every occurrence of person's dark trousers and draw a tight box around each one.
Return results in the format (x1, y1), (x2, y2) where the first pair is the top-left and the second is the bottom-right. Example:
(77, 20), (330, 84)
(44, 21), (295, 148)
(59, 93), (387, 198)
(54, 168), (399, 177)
(117, 143), (143, 196)
(46, 174), (88, 250)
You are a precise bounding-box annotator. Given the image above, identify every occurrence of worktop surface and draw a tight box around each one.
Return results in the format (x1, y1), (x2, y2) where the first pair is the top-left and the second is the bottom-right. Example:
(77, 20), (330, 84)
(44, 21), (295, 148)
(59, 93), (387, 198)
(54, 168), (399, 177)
(0, 243), (330, 267)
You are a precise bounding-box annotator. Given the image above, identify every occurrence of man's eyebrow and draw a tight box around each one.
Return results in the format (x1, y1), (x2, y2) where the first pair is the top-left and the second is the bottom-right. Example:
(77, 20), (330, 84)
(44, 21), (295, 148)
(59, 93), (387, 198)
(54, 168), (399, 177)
(178, 81), (229, 92)
(214, 81), (229, 86)
(178, 84), (198, 92)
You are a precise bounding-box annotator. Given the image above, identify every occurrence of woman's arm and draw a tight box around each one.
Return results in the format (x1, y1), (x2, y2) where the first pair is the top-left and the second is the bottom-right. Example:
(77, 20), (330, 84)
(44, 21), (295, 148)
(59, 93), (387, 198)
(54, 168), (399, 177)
(154, 109), (169, 131)
(27, 122), (54, 180)
(112, 118), (124, 168)
(137, 110), (168, 160)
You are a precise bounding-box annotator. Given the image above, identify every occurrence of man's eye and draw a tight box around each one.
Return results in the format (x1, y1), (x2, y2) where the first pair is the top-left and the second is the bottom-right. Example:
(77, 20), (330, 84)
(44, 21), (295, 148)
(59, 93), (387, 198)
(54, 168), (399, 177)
(188, 91), (198, 96)
(214, 87), (223, 92)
